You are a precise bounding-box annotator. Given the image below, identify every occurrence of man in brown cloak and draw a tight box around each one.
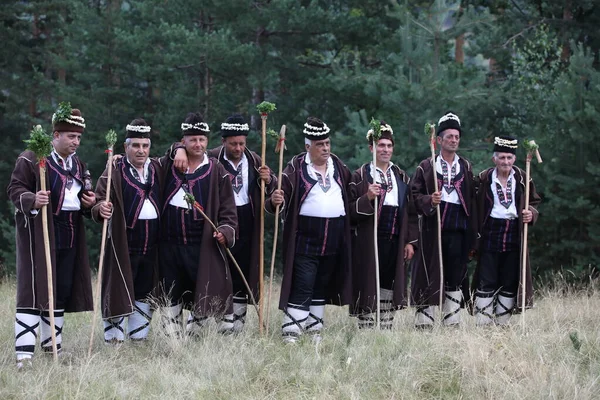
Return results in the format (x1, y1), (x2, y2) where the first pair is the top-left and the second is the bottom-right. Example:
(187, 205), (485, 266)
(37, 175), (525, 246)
(92, 118), (162, 342)
(349, 120), (418, 329)
(9, 104), (95, 368)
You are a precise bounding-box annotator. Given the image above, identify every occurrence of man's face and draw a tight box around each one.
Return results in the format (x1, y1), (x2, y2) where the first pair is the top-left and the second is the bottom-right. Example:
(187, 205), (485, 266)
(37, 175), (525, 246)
(124, 138), (151, 168)
(493, 152), (516, 175)
(223, 135), (246, 162)
(306, 138), (331, 165)
(182, 134), (208, 159)
(53, 131), (82, 158)
(437, 129), (460, 154)
(370, 138), (394, 165)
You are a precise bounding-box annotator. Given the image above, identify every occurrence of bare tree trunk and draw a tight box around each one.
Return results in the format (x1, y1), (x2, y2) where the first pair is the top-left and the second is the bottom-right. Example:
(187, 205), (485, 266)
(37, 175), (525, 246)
(455, 34), (465, 64)
(455, 3), (465, 65)
(561, 0), (572, 61)
(250, 27), (266, 129)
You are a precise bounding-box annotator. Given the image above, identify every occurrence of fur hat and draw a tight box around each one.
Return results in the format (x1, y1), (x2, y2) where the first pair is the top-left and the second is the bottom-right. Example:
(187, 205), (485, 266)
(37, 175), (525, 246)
(220, 114), (250, 138)
(125, 118), (151, 139)
(436, 111), (461, 136)
(52, 103), (85, 133)
(181, 112), (210, 136)
(366, 120), (394, 145)
(303, 116), (330, 141)
(493, 136), (518, 154)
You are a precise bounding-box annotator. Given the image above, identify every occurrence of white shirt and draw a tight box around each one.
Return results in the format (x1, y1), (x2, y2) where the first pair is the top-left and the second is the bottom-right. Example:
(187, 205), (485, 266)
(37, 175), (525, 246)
(127, 157), (158, 220)
(371, 162), (398, 207)
(169, 155), (210, 208)
(435, 154), (461, 205)
(490, 168), (518, 219)
(51, 150), (81, 211)
(223, 152), (249, 206)
(299, 154), (346, 218)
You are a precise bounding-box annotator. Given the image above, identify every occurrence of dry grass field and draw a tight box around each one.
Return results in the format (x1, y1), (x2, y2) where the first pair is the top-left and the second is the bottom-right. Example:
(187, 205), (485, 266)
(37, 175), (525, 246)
(0, 276), (599, 399)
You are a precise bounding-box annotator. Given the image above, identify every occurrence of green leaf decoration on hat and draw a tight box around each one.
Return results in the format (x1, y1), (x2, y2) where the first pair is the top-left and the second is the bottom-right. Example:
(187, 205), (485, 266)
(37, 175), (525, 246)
(522, 139), (539, 153)
(52, 101), (73, 124)
(257, 101), (277, 115)
(105, 129), (118, 149)
(24, 125), (53, 161)
(368, 117), (382, 141)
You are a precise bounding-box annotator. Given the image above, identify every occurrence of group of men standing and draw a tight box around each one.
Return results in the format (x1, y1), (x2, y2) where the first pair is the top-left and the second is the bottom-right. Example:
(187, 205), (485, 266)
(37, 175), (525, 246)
(9, 104), (540, 368)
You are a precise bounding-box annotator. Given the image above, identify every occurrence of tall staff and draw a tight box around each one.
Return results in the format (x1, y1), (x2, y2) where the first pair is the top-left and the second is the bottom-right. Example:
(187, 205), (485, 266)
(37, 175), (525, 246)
(88, 129), (117, 357)
(256, 101), (276, 334)
(25, 125), (57, 361)
(266, 125), (286, 335)
(521, 139), (542, 329)
(425, 122), (445, 315)
(183, 193), (261, 319)
(368, 119), (382, 329)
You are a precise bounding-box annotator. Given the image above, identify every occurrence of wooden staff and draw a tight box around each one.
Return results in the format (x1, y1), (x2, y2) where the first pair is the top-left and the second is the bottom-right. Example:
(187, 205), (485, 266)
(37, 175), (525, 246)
(427, 123), (444, 316)
(183, 194), (261, 321)
(521, 141), (542, 330)
(266, 125), (286, 335)
(256, 101), (276, 335)
(259, 113), (267, 334)
(25, 125), (57, 361)
(40, 162), (58, 361)
(88, 129), (117, 357)
(371, 135), (381, 329)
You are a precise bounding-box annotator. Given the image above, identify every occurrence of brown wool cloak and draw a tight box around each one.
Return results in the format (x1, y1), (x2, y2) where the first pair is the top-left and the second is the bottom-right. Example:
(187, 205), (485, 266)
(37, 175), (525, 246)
(409, 155), (477, 307)
(265, 153), (353, 310)
(470, 166), (541, 310)
(348, 163), (419, 314)
(207, 146), (277, 300)
(159, 154), (238, 316)
(8, 150), (93, 312)
(91, 158), (163, 319)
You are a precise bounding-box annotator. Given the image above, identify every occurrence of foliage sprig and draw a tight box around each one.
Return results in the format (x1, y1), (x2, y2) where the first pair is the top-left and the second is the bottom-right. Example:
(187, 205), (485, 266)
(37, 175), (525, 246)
(52, 101), (73, 124)
(105, 129), (118, 149)
(267, 128), (278, 139)
(367, 118), (382, 142)
(424, 122), (436, 137)
(522, 139), (539, 153)
(24, 125), (53, 161)
(257, 101), (277, 115)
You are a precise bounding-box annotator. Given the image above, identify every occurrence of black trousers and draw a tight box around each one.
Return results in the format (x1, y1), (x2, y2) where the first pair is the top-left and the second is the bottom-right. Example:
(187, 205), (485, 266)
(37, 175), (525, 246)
(230, 233), (252, 298)
(159, 243), (201, 307)
(477, 251), (520, 294)
(378, 235), (399, 291)
(55, 247), (77, 309)
(441, 230), (468, 290)
(288, 253), (339, 310)
(130, 247), (157, 301)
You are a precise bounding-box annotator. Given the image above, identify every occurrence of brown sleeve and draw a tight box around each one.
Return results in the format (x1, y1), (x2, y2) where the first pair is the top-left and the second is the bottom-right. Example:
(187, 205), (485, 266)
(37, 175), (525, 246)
(91, 165), (110, 223)
(266, 161), (294, 216)
(7, 152), (38, 215)
(411, 161), (435, 216)
(528, 178), (542, 225)
(216, 164), (238, 248)
(405, 176), (419, 246)
(349, 168), (375, 223)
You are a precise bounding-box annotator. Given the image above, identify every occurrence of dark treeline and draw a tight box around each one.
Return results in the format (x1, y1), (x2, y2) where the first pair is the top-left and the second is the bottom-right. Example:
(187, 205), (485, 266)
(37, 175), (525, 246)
(1, 0), (599, 280)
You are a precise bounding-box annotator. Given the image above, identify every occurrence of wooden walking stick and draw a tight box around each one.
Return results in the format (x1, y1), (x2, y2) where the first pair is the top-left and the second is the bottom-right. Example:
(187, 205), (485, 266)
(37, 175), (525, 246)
(368, 119), (383, 329)
(88, 129), (118, 357)
(182, 193), (262, 321)
(425, 122), (445, 317)
(520, 139), (542, 330)
(266, 124), (286, 335)
(256, 101), (276, 335)
(25, 125), (57, 361)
